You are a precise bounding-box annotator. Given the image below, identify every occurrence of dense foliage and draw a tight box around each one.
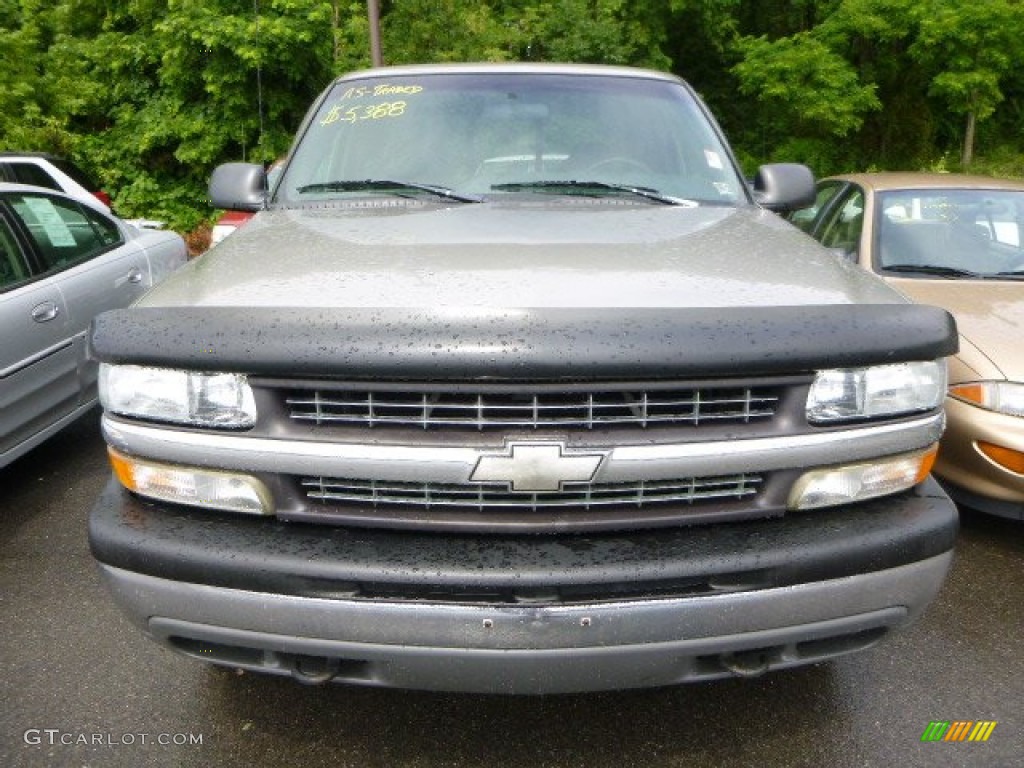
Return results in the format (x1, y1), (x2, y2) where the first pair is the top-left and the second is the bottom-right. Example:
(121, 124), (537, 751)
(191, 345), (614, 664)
(2, 0), (1022, 233)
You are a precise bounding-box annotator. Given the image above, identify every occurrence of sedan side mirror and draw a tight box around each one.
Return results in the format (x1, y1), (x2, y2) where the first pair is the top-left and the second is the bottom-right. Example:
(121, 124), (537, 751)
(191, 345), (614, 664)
(209, 163), (268, 212)
(752, 163), (816, 213)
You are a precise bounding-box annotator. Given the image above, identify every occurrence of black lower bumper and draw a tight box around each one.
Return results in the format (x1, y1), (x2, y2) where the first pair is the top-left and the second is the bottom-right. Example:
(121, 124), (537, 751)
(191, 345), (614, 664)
(89, 476), (957, 602)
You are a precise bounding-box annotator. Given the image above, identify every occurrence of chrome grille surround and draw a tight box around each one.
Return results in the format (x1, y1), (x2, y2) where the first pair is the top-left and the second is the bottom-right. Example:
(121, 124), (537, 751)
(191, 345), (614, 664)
(284, 385), (780, 430)
(102, 405), (947, 532)
(301, 474), (763, 511)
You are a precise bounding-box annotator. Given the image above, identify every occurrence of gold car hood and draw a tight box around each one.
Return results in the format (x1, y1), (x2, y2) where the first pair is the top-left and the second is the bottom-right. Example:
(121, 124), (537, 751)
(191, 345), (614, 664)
(894, 278), (1024, 381)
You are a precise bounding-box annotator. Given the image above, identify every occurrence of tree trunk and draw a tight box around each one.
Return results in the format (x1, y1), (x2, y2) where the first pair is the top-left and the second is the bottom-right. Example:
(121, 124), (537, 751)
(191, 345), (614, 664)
(961, 110), (976, 167)
(368, 0), (383, 67)
(332, 0), (342, 68)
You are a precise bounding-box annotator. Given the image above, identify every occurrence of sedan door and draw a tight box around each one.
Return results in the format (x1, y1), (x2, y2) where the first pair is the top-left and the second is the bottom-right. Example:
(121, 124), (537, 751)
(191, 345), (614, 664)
(0, 205), (77, 461)
(42, 213), (153, 404)
(0, 190), (148, 466)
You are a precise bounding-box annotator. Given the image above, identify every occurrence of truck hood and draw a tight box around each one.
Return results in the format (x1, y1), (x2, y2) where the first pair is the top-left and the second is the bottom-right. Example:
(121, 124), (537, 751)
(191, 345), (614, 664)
(148, 201), (904, 309)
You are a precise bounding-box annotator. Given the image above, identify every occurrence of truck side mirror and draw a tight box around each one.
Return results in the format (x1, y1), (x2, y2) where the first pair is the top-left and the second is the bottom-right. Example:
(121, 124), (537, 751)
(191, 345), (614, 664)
(209, 163), (267, 212)
(752, 163), (816, 213)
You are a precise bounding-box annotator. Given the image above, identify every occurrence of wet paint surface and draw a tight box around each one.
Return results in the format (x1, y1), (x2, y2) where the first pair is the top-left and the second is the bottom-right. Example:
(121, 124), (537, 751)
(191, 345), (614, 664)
(155, 203), (901, 310)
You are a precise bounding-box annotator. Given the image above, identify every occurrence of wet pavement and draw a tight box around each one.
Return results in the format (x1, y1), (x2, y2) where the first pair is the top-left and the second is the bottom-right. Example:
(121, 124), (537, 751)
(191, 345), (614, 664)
(2, 412), (1021, 767)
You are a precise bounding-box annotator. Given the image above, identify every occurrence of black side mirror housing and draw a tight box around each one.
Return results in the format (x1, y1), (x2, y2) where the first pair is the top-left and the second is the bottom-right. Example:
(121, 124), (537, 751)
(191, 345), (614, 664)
(209, 163), (268, 212)
(752, 163), (816, 213)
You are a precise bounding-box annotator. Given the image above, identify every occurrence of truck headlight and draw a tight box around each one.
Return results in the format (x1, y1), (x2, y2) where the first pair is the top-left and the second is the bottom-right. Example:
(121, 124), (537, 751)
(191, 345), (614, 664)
(806, 361), (946, 423)
(949, 381), (1024, 417)
(99, 364), (257, 428)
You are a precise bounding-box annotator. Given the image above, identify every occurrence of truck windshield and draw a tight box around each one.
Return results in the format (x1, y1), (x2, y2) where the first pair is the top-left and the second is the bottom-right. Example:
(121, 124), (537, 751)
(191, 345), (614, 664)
(277, 71), (746, 206)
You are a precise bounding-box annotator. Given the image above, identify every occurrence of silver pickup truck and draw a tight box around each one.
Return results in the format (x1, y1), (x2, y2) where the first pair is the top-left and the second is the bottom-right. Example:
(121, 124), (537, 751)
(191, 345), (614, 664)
(88, 63), (958, 694)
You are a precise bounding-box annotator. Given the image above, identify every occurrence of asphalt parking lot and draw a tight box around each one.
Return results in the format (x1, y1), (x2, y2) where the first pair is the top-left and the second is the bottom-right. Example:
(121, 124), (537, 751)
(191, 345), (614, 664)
(1, 411), (1021, 768)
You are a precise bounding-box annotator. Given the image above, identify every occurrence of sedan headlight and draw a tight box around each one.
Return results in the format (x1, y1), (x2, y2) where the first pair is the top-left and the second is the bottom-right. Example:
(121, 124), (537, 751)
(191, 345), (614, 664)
(807, 361), (946, 423)
(949, 381), (1024, 417)
(99, 364), (256, 428)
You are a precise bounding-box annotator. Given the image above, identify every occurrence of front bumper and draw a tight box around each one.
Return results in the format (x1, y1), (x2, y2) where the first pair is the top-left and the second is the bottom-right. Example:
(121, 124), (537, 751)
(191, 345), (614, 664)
(90, 477), (958, 694)
(934, 397), (1024, 519)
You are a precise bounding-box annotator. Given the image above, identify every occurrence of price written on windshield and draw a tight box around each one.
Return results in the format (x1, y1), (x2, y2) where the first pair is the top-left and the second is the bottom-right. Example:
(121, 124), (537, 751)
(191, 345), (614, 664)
(320, 101), (408, 126)
(320, 83), (423, 126)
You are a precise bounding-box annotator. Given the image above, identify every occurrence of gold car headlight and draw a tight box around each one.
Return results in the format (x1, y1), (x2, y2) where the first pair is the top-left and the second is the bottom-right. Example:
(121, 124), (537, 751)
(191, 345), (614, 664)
(949, 381), (1024, 418)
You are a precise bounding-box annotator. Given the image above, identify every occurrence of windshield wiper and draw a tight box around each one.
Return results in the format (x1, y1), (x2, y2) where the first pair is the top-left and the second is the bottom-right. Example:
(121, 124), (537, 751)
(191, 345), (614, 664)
(882, 264), (983, 278)
(491, 180), (696, 206)
(296, 179), (482, 203)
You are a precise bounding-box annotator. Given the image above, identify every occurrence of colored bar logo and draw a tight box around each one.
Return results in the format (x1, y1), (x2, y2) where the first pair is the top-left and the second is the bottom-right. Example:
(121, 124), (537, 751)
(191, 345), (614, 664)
(921, 721), (997, 742)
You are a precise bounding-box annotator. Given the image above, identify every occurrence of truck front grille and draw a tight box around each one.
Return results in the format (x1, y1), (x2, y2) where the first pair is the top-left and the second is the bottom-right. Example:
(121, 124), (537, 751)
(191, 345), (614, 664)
(257, 376), (807, 530)
(285, 385), (780, 430)
(301, 474), (763, 511)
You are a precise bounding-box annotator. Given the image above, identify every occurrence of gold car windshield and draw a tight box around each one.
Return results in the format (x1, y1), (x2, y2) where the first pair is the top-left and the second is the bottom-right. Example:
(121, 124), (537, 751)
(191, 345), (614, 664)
(877, 189), (1024, 278)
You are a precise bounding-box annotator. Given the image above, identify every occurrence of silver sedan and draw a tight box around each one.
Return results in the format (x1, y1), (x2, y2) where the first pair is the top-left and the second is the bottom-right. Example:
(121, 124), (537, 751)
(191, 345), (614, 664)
(1, 182), (187, 467)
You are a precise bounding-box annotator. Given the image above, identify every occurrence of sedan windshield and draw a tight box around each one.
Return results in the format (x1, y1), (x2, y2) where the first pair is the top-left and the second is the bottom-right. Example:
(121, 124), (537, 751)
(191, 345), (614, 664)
(277, 72), (745, 206)
(877, 189), (1024, 279)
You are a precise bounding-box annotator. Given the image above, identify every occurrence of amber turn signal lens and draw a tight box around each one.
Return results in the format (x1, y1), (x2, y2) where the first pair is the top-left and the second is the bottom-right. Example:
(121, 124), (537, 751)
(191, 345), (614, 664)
(107, 447), (273, 514)
(108, 447), (139, 491)
(948, 383), (986, 405)
(789, 445), (940, 510)
(915, 446), (938, 484)
(977, 442), (1024, 474)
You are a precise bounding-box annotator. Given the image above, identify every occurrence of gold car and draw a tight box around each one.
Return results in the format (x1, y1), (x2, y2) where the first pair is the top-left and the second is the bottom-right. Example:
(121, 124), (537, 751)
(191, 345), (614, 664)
(794, 172), (1024, 519)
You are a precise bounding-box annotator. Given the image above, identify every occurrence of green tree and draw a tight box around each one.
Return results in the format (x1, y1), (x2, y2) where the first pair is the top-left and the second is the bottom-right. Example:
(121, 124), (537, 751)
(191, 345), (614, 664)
(910, 0), (1024, 166)
(816, 0), (929, 170)
(732, 30), (880, 168)
(5, 0), (1024, 235)
(380, 0), (517, 63)
(10, 1), (371, 230)
(378, 0), (671, 69)
(0, 0), (78, 151)
(509, 0), (671, 68)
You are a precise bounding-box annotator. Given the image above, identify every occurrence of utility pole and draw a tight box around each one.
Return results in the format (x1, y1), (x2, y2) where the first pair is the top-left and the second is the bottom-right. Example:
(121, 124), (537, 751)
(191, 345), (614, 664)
(368, 0), (383, 66)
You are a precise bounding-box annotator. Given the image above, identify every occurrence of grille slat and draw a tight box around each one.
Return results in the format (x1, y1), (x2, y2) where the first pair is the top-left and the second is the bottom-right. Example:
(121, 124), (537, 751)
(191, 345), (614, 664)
(302, 474), (762, 511)
(285, 387), (779, 430)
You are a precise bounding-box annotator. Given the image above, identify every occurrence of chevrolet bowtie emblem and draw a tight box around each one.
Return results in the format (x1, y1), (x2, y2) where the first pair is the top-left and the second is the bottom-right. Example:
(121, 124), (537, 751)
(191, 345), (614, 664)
(470, 442), (606, 492)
